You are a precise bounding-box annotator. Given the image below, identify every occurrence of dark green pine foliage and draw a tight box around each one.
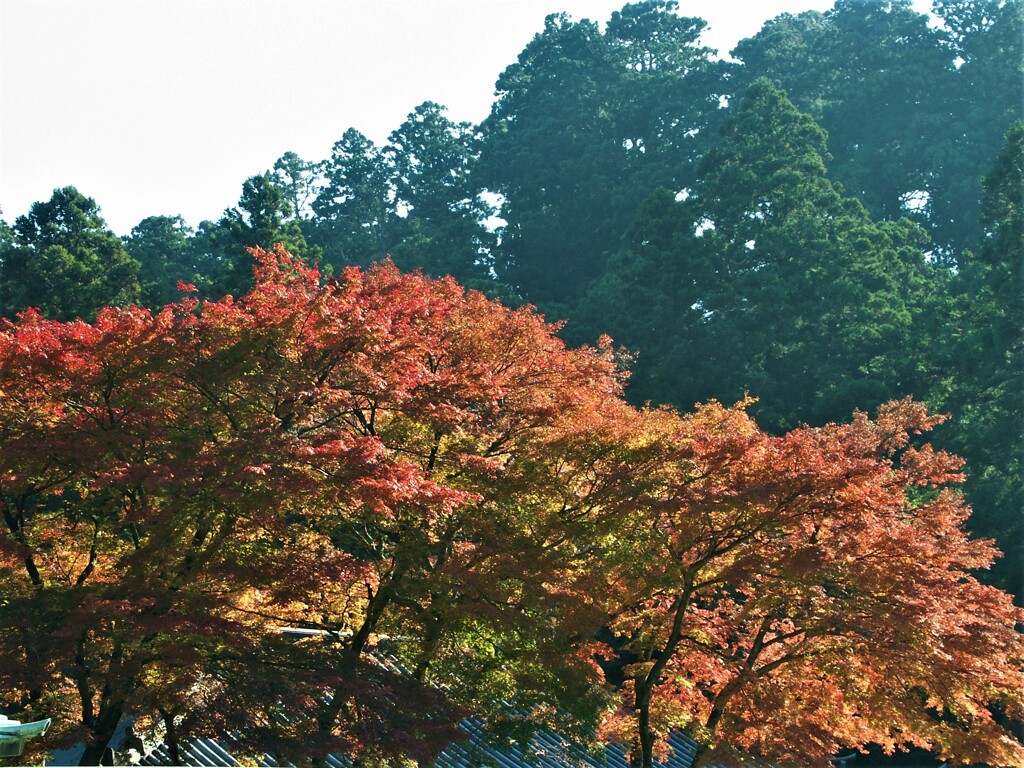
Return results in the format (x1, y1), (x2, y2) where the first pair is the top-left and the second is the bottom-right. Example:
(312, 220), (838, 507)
(731, 0), (1019, 262)
(195, 173), (319, 298)
(931, 0), (1024, 260)
(124, 215), (202, 308)
(384, 102), (495, 289)
(480, 11), (619, 310)
(311, 104), (492, 288)
(271, 151), (321, 221)
(577, 186), (696, 395)
(587, 79), (939, 432)
(312, 127), (397, 269)
(0, 216), (14, 300)
(936, 122), (1023, 598)
(479, 1), (734, 316)
(605, 1), (731, 188)
(0, 187), (141, 321)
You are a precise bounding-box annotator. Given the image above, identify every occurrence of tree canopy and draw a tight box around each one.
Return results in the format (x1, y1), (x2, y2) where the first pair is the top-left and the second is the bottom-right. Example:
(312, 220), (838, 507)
(585, 79), (939, 431)
(0, 187), (141, 321)
(312, 103), (493, 288)
(1, 249), (1021, 767)
(731, 0), (1022, 261)
(2, 2), (1021, 764)
(932, 121), (1024, 596)
(478, 1), (733, 311)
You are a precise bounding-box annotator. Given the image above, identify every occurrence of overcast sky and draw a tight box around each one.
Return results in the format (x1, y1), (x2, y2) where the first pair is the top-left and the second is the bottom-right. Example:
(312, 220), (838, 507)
(1, 0), (932, 236)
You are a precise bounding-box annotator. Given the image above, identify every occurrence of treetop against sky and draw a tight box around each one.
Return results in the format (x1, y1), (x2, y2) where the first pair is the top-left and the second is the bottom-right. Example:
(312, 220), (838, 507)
(0, 0), (931, 236)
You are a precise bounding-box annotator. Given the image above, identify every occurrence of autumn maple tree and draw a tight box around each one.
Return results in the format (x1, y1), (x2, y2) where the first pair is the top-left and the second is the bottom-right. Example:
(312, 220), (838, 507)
(592, 398), (1024, 767)
(0, 246), (625, 764)
(0, 246), (1021, 767)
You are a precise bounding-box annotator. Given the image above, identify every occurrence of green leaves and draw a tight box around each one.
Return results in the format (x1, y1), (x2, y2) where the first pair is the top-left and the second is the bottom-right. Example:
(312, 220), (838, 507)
(478, 3), (733, 311)
(198, 173), (320, 298)
(934, 121), (1024, 595)
(1, 187), (141, 321)
(124, 215), (197, 307)
(732, 0), (1021, 260)
(311, 105), (494, 288)
(587, 80), (939, 432)
(385, 102), (495, 286)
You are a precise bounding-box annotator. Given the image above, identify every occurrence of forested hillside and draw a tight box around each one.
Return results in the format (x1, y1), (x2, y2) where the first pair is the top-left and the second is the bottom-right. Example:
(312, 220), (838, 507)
(1, 2), (1022, 765)
(3, 0), (1017, 598)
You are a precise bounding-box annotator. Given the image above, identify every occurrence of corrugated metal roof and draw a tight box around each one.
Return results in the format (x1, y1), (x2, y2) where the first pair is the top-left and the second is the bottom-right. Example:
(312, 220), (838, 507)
(50, 635), (708, 768)
(131, 646), (705, 767)
(139, 716), (702, 768)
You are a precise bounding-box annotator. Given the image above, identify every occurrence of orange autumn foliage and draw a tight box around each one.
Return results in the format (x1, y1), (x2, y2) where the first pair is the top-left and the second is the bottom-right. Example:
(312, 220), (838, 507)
(0, 247), (1020, 767)
(594, 399), (1024, 767)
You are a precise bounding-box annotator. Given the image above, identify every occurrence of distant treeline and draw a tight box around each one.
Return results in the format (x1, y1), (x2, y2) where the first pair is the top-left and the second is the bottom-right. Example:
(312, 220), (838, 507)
(0, 0), (1020, 596)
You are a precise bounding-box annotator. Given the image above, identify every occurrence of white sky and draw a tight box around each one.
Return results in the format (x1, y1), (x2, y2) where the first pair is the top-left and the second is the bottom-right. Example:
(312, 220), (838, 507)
(0, 0), (932, 236)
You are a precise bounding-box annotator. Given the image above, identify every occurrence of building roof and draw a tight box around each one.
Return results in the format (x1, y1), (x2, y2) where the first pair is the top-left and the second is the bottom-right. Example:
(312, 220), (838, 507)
(140, 716), (702, 768)
(49, 632), (706, 768)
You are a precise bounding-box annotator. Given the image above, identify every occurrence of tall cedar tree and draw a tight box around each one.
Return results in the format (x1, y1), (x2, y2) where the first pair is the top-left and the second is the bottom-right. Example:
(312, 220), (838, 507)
(384, 102), (495, 288)
(731, 0), (1021, 261)
(193, 173), (319, 299)
(478, 1), (733, 315)
(123, 215), (199, 308)
(585, 79), (939, 432)
(934, 121), (1024, 599)
(310, 104), (493, 289)
(271, 151), (321, 221)
(311, 127), (398, 268)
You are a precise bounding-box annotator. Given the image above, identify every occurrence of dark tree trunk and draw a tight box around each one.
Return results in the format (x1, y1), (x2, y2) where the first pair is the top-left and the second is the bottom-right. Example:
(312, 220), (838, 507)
(632, 693), (657, 768)
(78, 742), (109, 767)
(76, 640), (128, 766)
(77, 703), (123, 767)
(160, 707), (182, 765)
(628, 586), (693, 768)
(313, 575), (402, 768)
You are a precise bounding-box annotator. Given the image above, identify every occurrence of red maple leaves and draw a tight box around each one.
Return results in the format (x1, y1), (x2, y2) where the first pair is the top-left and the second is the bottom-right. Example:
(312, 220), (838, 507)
(595, 399), (1024, 766)
(1, 247), (1020, 767)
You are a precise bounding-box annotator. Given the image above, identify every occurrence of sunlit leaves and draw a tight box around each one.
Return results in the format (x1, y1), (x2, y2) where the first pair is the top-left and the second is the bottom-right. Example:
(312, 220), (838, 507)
(596, 397), (1024, 767)
(1, 248), (1020, 767)
(0, 246), (625, 763)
